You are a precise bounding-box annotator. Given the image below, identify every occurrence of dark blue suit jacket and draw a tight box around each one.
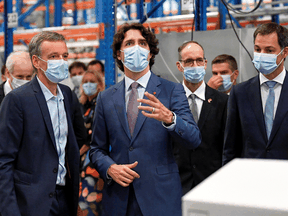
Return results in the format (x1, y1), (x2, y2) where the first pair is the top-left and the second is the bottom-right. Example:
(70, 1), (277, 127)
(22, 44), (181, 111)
(223, 72), (288, 165)
(0, 77), (80, 216)
(89, 72), (201, 216)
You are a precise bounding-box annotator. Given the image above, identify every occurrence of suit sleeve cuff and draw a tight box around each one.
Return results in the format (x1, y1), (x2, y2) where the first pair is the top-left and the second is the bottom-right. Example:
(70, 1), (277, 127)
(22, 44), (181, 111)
(162, 112), (176, 131)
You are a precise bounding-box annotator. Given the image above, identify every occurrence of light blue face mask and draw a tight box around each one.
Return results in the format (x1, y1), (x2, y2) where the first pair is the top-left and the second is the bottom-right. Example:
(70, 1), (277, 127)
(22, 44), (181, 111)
(38, 57), (69, 83)
(121, 45), (150, 72)
(218, 73), (233, 92)
(252, 49), (284, 75)
(82, 82), (97, 96)
(182, 64), (206, 84)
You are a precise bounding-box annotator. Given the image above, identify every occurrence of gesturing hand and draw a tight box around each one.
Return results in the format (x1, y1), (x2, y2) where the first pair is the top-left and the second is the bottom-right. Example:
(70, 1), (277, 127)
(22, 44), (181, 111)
(107, 161), (140, 187)
(207, 76), (223, 90)
(137, 92), (173, 124)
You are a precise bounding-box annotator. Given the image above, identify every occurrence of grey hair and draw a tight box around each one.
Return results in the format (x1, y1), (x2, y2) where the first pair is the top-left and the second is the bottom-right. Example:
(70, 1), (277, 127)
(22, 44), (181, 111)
(6, 51), (30, 74)
(28, 31), (66, 62)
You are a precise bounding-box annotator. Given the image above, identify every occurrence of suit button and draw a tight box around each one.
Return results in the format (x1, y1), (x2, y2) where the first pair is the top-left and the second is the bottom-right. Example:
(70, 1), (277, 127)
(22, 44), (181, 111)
(178, 130), (183, 136)
(49, 193), (54, 198)
(266, 148), (271, 153)
(129, 147), (133, 151)
(193, 165), (196, 169)
(53, 168), (57, 173)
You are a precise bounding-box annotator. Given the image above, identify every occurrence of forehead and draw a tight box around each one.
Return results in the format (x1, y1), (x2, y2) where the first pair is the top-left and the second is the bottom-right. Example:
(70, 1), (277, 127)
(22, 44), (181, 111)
(254, 32), (280, 48)
(13, 62), (34, 75)
(71, 66), (85, 72)
(181, 43), (204, 58)
(212, 62), (232, 72)
(88, 64), (102, 71)
(83, 72), (97, 80)
(123, 29), (145, 42)
(40, 40), (68, 56)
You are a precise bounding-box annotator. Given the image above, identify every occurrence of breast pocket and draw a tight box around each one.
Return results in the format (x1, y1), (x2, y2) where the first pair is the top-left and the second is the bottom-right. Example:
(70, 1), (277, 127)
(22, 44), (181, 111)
(14, 169), (32, 185)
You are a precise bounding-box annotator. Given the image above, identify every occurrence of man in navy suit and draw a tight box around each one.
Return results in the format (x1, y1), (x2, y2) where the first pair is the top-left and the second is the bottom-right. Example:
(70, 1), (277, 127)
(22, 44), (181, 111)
(223, 22), (288, 165)
(89, 23), (201, 216)
(174, 41), (228, 195)
(0, 31), (80, 216)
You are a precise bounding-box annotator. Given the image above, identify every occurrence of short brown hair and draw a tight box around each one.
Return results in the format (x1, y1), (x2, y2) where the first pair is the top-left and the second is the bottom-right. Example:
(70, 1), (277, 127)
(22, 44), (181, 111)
(212, 54), (238, 71)
(253, 22), (288, 49)
(178, 41), (205, 60)
(112, 23), (159, 72)
(68, 61), (87, 73)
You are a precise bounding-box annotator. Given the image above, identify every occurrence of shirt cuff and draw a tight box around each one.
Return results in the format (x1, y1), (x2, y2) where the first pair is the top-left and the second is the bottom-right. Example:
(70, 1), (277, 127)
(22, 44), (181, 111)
(162, 112), (176, 131)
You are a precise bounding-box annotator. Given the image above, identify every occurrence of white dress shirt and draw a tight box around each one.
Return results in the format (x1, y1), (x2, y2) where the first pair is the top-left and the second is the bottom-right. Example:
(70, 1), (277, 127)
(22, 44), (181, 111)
(3, 80), (12, 95)
(259, 67), (286, 118)
(37, 77), (68, 186)
(183, 81), (206, 120)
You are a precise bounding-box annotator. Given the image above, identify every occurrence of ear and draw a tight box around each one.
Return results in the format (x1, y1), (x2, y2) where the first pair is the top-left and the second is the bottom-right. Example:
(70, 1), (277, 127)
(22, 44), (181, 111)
(5, 68), (11, 80)
(232, 70), (239, 84)
(204, 59), (208, 70)
(117, 51), (121, 61)
(282, 46), (288, 58)
(176, 61), (183, 73)
(32, 55), (40, 69)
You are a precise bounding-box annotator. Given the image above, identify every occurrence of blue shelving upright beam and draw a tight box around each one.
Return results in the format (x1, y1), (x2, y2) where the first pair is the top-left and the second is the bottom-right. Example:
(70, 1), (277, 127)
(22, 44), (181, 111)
(4, 0), (13, 62)
(272, 0), (279, 24)
(218, 0), (227, 29)
(194, 0), (207, 31)
(54, 0), (62, 26)
(45, 0), (50, 27)
(73, 0), (78, 25)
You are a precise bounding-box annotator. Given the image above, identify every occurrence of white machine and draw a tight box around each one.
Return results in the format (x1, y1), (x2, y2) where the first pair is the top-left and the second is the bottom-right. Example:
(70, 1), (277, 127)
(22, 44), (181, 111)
(182, 158), (288, 216)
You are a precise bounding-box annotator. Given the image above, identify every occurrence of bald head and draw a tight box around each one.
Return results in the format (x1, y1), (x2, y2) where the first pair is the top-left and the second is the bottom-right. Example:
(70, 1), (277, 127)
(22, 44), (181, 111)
(6, 51), (34, 80)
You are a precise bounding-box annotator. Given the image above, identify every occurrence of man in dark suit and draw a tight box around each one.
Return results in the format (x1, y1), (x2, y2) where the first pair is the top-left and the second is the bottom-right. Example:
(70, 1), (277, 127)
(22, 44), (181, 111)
(0, 51), (34, 105)
(223, 22), (288, 165)
(207, 54), (239, 94)
(89, 23), (201, 216)
(0, 31), (80, 216)
(174, 41), (228, 195)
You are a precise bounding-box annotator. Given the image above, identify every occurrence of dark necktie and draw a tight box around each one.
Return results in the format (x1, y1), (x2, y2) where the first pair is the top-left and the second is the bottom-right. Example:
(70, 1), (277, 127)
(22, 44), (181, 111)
(190, 94), (198, 124)
(264, 81), (277, 139)
(127, 82), (139, 136)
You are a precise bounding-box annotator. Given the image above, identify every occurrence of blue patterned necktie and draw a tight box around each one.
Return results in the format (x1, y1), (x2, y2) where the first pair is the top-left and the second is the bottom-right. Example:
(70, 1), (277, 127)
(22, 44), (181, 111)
(264, 81), (277, 139)
(127, 82), (139, 136)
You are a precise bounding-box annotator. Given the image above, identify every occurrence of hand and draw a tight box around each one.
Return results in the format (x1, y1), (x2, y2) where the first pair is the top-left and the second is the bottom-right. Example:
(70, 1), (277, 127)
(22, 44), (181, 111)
(107, 161), (140, 187)
(207, 76), (223, 90)
(137, 92), (173, 124)
(79, 144), (90, 156)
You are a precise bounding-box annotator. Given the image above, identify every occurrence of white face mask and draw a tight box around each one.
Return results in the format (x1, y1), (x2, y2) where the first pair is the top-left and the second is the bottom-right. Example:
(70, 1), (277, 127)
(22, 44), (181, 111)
(71, 75), (83, 87)
(10, 73), (30, 89)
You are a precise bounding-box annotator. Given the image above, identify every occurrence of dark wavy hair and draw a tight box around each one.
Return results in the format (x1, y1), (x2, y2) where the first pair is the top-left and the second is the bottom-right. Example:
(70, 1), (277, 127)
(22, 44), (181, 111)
(112, 23), (159, 72)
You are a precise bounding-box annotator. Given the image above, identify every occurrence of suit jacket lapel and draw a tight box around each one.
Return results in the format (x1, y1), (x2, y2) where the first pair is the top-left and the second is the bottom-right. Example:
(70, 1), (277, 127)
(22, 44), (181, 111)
(198, 85), (214, 131)
(131, 73), (161, 143)
(113, 80), (131, 140)
(32, 77), (57, 151)
(248, 76), (268, 142)
(269, 71), (288, 143)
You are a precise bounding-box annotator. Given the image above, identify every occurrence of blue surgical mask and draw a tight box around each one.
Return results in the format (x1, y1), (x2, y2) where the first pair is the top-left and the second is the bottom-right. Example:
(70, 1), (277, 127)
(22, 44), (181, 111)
(252, 49), (284, 75)
(181, 63), (206, 83)
(121, 45), (150, 72)
(38, 57), (69, 83)
(218, 73), (233, 92)
(82, 82), (97, 96)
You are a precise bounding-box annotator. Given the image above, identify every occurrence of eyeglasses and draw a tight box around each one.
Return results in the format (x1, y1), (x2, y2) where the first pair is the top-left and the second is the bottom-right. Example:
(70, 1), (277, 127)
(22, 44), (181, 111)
(179, 58), (206, 67)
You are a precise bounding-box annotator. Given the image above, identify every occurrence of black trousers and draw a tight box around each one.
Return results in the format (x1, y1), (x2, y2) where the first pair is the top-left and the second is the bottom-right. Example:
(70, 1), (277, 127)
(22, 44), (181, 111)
(49, 186), (72, 216)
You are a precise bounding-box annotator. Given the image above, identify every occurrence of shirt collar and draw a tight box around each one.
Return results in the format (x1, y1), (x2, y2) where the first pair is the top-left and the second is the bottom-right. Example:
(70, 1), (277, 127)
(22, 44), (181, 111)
(259, 67), (286, 86)
(183, 81), (206, 101)
(125, 70), (151, 91)
(37, 76), (64, 101)
(3, 80), (12, 95)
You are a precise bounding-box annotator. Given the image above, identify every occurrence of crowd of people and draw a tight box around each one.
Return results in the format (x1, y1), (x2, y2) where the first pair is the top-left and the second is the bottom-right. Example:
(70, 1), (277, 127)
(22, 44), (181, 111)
(0, 21), (287, 216)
